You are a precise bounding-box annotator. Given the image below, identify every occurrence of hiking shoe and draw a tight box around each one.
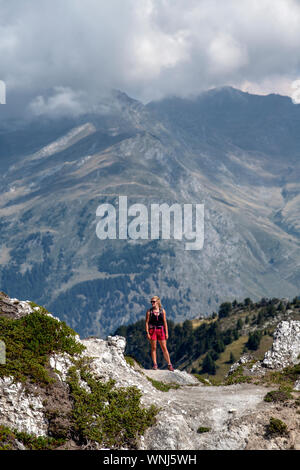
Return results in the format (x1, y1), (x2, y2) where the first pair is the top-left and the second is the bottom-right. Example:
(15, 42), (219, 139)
(152, 364), (158, 370)
(168, 364), (174, 372)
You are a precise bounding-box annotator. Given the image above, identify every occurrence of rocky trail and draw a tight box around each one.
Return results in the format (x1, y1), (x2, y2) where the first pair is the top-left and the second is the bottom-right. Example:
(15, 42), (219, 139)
(81, 337), (300, 450)
(138, 369), (278, 450)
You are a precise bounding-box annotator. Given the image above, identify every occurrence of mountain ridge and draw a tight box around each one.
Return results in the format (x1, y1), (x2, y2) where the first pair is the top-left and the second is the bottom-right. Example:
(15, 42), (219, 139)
(0, 86), (300, 337)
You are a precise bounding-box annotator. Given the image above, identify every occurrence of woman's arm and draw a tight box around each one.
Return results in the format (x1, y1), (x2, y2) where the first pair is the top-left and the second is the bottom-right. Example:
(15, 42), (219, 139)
(162, 309), (169, 340)
(145, 310), (151, 340)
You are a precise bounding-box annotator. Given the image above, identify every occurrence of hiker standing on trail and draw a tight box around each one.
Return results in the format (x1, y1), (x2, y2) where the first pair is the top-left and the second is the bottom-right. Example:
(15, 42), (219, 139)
(145, 296), (174, 371)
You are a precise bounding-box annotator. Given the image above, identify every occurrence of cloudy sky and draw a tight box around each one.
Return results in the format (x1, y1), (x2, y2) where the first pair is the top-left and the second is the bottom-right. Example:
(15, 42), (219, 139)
(1, 0), (300, 116)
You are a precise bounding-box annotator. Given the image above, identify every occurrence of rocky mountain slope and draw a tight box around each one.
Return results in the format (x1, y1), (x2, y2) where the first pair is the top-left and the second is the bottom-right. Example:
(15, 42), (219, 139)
(0, 87), (300, 337)
(0, 292), (299, 450)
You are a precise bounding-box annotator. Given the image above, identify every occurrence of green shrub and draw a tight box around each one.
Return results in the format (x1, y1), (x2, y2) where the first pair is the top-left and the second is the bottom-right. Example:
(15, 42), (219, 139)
(225, 366), (252, 385)
(0, 309), (85, 384)
(0, 425), (15, 450)
(0, 425), (65, 450)
(267, 364), (300, 388)
(264, 389), (292, 403)
(197, 426), (210, 434)
(67, 360), (158, 449)
(14, 431), (65, 450)
(267, 417), (288, 436)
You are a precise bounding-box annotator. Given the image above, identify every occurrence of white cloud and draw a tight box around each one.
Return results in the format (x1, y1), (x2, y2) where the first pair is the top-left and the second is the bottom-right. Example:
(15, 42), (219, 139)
(131, 29), (190, 79)
(1, 0), (300, 112)
(28, 87), (89, 117)
(207, 33), (248, 74)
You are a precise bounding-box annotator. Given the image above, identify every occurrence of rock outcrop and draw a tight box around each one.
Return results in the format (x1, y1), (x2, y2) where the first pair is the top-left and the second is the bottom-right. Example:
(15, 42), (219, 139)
(0, 292), (34, 318)
(0, 294), (299, 450)
(0, 376), (48, 437)
(262, 320), (300, 369)
(227, 320), (300, 383)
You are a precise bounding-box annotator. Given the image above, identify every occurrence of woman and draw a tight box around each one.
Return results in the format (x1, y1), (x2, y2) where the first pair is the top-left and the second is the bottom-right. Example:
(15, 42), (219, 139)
(145, 296), (174, 371)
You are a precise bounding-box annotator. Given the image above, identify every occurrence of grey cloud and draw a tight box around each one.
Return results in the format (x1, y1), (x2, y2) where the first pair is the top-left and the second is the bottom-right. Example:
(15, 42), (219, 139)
(1, 0), (300, 117)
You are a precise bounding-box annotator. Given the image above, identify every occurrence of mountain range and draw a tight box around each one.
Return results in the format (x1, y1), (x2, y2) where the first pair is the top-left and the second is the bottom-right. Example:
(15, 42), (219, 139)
(0, 86), (299, 337)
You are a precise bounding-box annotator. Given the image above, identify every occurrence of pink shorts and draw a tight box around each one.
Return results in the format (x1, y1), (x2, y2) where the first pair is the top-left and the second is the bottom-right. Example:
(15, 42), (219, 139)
(149, 327), (166, 341)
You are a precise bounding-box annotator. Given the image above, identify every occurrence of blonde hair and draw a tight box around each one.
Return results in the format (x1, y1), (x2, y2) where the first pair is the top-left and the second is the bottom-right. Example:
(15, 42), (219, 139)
(151, 296), (162, 310)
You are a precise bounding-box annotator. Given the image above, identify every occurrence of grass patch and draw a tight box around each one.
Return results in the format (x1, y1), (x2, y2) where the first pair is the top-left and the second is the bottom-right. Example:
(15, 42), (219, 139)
(124, 355), (143, 369)
(145, 376), (180, 392)
(124, 356), (136, 368)
(187, 333), (248, 381)
(214, 334), (273, 381)
(213, 335), (248, 380)
(193, 374), (211, 386)
(191, 318), (217, 329)
(252, 334), (274, 360)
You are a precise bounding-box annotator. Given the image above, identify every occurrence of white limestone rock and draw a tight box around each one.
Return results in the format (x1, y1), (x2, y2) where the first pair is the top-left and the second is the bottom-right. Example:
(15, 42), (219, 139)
(228, 353), (253, 375)
(262, 320), (300, 369)
(49, 352), (74, 382)
(140, 413), (195, 450)
(80, 336), (158, 398)
(294, 379), (300, 391)
(143, 369), (199, 385)
(0, 377), (48, 436)
(4, 297), (34, 318)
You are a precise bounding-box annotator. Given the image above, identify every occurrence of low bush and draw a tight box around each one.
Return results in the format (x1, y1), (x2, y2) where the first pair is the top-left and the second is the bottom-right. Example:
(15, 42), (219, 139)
(67, 360), (158, 449)
(0, 308), (85, 384)
(264, 389), (292, 403)
(0, 425), (65, 450)
(197, 426), (210, 434)
(224, 366), (252, 385)
(266, 417), (288, 437)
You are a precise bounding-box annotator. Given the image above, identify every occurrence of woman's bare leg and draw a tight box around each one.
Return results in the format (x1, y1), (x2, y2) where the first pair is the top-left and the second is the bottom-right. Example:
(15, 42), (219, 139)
(150, 340), (157, 365)
(159, 340), (171, 365)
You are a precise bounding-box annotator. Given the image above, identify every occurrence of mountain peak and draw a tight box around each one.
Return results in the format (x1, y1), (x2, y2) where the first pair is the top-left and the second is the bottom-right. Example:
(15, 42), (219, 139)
(111, 89), (141, 106)
(206, 85), (244, 95)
